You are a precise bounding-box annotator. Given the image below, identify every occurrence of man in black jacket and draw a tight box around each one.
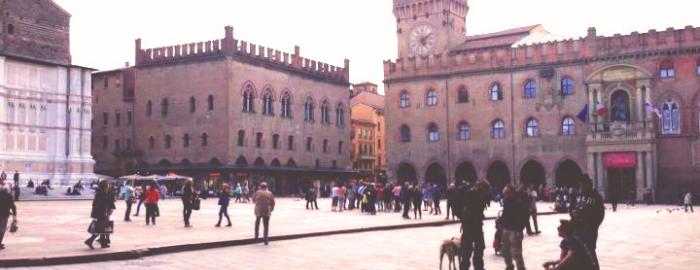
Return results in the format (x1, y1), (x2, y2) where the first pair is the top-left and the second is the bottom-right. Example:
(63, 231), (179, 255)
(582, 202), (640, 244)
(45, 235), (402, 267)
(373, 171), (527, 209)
(501, 185), (530, 270)
(458, 181), (490, 270)
(0, 185), (17, 249)
(570, 174), (604, 269)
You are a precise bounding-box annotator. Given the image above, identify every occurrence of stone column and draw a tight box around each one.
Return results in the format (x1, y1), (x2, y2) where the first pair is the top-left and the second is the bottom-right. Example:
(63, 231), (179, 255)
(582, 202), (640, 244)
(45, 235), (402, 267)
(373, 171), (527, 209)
(595, 152), (606, 196)
(646, 150), (655, 201)
(635, 151), (644, 201)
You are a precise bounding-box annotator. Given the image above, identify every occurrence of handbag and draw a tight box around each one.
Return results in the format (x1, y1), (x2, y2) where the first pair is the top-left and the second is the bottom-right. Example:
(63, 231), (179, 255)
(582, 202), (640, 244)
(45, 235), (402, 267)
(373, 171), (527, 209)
(9, 218), (18, 233)
(192, 197), (201, 210)
(87, 219), (114, 234)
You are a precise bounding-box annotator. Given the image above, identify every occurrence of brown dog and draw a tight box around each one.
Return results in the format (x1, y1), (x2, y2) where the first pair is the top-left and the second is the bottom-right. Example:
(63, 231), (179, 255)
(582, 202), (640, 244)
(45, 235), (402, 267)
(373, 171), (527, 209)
(440, 236), (461, 270)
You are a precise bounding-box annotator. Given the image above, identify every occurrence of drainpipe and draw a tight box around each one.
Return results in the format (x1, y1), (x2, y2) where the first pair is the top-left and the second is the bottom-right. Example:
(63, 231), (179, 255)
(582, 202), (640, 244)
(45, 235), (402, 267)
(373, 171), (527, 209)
(509, 72), (516, 185)
(444, 78), (451, 186)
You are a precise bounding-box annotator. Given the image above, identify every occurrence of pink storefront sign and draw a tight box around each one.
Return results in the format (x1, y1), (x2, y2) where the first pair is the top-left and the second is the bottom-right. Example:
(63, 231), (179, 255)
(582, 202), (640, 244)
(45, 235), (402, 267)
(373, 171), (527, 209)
(604, 152), (636, 168)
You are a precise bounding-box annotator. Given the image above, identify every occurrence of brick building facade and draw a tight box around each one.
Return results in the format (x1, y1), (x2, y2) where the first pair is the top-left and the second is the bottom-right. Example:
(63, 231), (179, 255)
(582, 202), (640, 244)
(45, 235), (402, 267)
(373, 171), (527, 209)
(350, 82), (387, 182)
(384, 0), (700, 202)
(0, 0), (97, 186)
(93, 26), (354, 195)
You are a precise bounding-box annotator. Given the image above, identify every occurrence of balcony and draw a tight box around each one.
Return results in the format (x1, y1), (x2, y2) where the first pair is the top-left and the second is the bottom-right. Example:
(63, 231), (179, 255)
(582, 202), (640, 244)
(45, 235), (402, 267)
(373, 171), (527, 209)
(586, 121), (655, 144)
(359, 154), (376, 160)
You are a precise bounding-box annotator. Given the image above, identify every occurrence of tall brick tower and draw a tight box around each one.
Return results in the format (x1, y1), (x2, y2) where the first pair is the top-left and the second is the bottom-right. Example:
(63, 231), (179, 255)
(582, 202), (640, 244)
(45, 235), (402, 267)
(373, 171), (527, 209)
(393, 0), (468, 58)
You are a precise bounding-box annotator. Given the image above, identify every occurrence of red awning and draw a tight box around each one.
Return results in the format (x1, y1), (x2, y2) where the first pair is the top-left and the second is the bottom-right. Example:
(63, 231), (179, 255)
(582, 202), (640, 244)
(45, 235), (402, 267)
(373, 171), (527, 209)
(604, 152), (636, 168)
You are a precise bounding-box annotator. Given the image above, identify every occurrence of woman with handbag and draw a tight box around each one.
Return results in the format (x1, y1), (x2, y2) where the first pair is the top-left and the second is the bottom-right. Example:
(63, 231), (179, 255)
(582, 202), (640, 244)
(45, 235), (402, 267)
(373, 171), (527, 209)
(182, 179), (195, 228)
(85, 180), (115, 249)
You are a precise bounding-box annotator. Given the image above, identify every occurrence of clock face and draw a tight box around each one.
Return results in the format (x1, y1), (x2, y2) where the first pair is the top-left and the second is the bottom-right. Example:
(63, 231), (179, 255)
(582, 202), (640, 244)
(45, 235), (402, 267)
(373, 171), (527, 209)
(409, 24), (437, 56)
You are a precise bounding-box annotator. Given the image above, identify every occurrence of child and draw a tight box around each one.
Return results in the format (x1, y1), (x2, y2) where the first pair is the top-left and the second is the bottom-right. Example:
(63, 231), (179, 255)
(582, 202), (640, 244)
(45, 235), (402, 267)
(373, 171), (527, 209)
(216, 184), (232, 227)
(543, 219), (596, 270)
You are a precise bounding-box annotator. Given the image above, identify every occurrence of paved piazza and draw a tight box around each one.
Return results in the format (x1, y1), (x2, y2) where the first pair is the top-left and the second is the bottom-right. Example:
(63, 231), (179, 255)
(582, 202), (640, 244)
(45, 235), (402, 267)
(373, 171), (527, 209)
(1, 198), (698, 269)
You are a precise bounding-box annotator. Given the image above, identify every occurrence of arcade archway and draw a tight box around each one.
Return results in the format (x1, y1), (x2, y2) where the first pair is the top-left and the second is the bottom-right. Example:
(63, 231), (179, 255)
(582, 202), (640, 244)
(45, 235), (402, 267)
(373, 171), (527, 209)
(555, 160), (583, 187)
(486, 161), (510, 192)
(455, 161), (478, 185)
(520, 160), (546, 188)
(397, 163), (417, 183)
(424, 163), (447, 189)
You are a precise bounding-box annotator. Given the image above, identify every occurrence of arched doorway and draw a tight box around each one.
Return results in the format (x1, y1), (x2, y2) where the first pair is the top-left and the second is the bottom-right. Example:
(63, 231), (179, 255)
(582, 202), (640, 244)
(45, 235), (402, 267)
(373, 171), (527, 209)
(424, 163), (447, 189)
(555, 160), (583, 188)
(455, 161), (477, 185)
(397, 163), (417, 183)
(520, 160), (545, 188)
(486, 161), (510, 193)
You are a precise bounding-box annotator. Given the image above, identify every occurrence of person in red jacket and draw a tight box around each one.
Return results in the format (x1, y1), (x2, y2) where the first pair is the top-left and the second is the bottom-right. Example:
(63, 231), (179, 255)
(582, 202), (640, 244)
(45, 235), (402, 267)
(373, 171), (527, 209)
(144, 183), (160, 225)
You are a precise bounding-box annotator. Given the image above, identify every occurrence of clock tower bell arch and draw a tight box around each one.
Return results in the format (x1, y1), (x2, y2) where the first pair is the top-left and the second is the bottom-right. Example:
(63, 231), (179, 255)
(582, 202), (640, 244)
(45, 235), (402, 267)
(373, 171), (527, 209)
(393, 0), (468, 58)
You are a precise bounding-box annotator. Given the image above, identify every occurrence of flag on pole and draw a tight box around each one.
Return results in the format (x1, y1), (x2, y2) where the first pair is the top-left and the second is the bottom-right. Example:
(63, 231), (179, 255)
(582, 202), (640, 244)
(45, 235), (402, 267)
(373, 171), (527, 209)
(576, 104), (589, 123)
(644, 99), (661, 117)
(595, 102), (607, 116)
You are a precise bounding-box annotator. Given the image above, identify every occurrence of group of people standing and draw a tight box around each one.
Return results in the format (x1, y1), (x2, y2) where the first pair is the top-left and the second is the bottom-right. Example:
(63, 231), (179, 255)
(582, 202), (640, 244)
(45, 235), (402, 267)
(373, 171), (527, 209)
(85, 179), (276, 249)
(449, 175), (604, 270)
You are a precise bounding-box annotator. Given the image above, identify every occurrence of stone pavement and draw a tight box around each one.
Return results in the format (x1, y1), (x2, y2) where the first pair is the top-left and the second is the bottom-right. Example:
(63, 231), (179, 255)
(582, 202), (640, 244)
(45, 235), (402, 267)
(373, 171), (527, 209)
(4, 204), (698, 270)
(1, 197), (531, 264)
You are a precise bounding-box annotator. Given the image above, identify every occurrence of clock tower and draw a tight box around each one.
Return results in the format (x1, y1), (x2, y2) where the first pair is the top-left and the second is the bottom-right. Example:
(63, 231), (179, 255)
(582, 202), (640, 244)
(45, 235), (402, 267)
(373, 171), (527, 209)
(394, 0), (468, 58)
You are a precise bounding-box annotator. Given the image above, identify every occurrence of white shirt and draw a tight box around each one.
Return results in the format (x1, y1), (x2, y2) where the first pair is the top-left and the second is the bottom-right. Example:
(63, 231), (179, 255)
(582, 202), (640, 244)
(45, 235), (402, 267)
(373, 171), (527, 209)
(331, 186), (339, 197)
(685, 193), (693, 204)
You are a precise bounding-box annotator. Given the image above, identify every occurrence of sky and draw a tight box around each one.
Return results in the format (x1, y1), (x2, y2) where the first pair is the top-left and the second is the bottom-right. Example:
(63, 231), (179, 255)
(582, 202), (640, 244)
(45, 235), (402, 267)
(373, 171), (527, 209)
(54, 0), (700, 94)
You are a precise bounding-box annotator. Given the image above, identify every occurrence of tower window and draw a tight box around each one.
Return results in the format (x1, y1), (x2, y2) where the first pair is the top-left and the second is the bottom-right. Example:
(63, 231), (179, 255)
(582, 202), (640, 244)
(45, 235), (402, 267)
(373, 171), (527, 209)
(7, 24), (14, 35)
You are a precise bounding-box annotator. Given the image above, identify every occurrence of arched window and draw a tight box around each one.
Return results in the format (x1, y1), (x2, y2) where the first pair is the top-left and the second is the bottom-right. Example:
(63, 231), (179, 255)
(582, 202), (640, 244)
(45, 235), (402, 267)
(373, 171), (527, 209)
(491, 120), (505, 139)
(256, 132), (263, 148)
(338, 141), (343, 154)
(525, 118), (539, 137)
(457, 86), (469, 103)
(189, 97), (196, 113)
(561, 77), (574, 96)
(148, 136), (155, 149)
(400, 125), (411, 142)
(427, 123), (439, 142)
(272, 134), (280, 149)
(457, 121), (470, 140)
(7, 24), (14, 35)
(661, 99), (681, 134)
(183, 133), (190, 147)
(610, 90), (630, 122)
(161, 99), (168, 117)
(660, 60), (675, 78)
(201, 132), (209, 146)
(696, 60), (700, 75)
(426, 89), (437, 106)
(243, 86), (255, 113)
(320, 100), (330, 124)
(262, 90), (274, 115)
(524, 79), (537, 99)
(561, 117), (575, 136)
(164, 135), (172, 149)
(304, 97), (315, 122)
(146, 101), (152, 117)
(490, 83), (503, 101)
(237, 130), (245, 146)
(336, 104), (345, 127)
(399, 91), (410, 108)
(207, 95), (214, 111)
(323, 139), (328, 153)
(281, 92), (291, 118)
(288, 135), (295, 151)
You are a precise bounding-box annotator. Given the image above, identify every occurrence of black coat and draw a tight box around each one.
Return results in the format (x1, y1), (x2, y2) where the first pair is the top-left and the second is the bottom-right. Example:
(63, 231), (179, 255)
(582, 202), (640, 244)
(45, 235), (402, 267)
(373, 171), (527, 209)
(0, 190), (16, 216)
(182, 186), (194, 207)
(90, 189), (115, 219)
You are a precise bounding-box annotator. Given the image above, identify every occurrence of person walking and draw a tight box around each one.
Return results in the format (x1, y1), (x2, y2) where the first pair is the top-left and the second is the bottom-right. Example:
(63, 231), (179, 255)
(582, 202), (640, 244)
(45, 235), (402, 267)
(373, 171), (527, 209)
(401, 183), (411, 219)
(122, 183), (134, 222)
(365, 184), (377, 215)
(306, 186), (319, 210)
(331, 184), (339, 211)
(570, 175), (604, 270)
(144, 184), (160, 226)
(393, 184), (402, 212)
(338, 184), (346, 212)
(684, 191), (694, 213)
(253, 182), (275, 245)
(457, 181), (491, 270)
(375, 184), (384, 212)
(242, 183), (250, 203)
(182, 179), (195, 228)
(0, 184), (17, 250)
(133, 186), (145, 217)
(525, 185), (541, 235)
(12, 171), (19, 188)
(610, 190), (619, 212)
(383, 183), (393, 212)
(412, 185), (422, 220)
(445, 184), (457, 220)
(216, 184), (232, 227)
(347, 183), (356, 210)
(500, 184), (529, 270)
(432, 184), (442, 215)
(84, 180), (115, 249)
(234, 183), (242, 203)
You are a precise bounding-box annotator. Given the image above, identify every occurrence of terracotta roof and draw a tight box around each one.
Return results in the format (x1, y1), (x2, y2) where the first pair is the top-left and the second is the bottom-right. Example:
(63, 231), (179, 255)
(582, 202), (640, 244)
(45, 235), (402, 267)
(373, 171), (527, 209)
(451, 25), (544, 52)
(351, 91), (385, 110)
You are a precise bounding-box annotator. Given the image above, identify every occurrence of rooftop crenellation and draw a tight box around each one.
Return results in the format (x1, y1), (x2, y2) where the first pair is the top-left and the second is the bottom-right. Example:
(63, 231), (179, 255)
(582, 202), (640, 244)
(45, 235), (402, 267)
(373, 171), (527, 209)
(384, 25), (700, 79)
(134, 26), (350, 85)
